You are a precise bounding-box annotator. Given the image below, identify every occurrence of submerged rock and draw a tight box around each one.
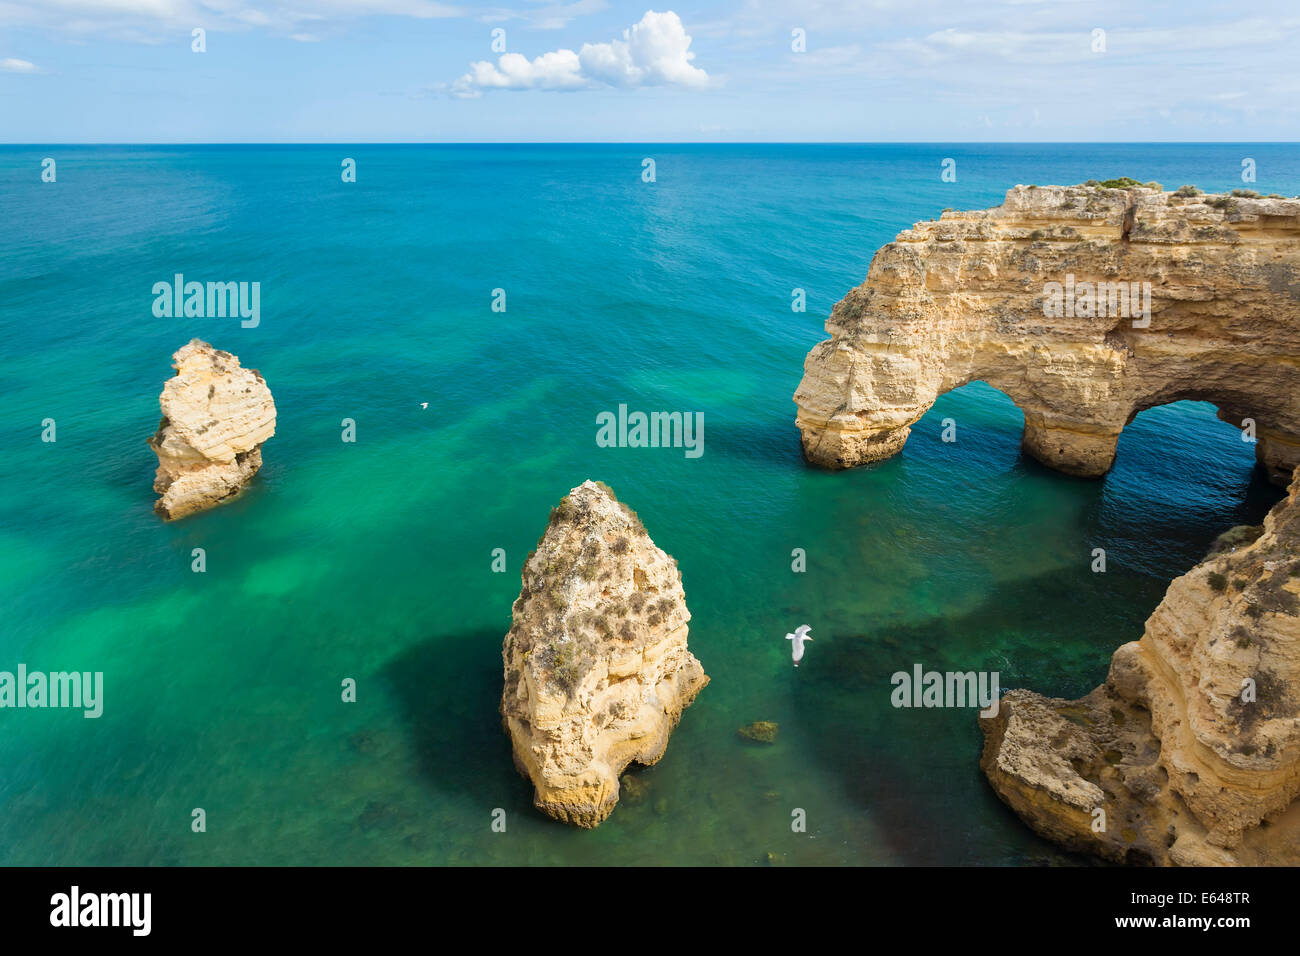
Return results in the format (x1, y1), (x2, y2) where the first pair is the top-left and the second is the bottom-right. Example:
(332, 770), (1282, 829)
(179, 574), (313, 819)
(148, 339), (276, 520)
(619, 773), (650, 806)
(500, 480), (708, 827)
(738, 720), (779, 744)
(981, 467), (1300, 865)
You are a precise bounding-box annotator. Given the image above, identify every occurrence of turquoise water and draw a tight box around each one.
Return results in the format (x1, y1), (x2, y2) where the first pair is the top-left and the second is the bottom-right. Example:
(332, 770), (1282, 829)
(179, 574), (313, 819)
(1, 144), (1294, 865)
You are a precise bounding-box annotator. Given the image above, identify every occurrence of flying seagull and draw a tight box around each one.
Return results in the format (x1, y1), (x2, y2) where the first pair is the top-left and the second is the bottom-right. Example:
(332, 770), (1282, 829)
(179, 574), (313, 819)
(786, 625), (812, 667)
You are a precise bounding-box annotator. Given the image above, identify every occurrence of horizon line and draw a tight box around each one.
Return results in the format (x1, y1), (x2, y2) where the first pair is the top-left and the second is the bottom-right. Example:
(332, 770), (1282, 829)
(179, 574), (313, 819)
(4, 140), (1300, 147)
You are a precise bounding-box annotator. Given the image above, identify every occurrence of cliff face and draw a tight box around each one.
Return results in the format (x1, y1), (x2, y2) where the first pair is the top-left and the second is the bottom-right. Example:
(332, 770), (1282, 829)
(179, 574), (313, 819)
(796, 185), (1300, 864)
(794, 185), (1300, 485)
(981, 467), (1300, 865)
(148, 339), (276, 520)
(501, 480), (708, 827)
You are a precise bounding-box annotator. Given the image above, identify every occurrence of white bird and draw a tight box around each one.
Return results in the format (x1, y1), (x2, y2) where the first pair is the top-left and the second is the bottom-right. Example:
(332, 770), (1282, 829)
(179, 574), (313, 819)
(420, 402), (428, 409)
(786, 625), (812, 667)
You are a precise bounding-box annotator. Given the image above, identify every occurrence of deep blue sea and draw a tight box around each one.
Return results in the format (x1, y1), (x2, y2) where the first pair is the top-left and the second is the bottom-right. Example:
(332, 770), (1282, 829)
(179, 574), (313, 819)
(1, 144), (1295, 864)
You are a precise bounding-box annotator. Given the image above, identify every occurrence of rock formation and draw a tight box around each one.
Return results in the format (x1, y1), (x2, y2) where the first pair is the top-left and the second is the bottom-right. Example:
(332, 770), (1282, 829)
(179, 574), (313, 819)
(148, 339), (276, 520)
(501, 480), (708, 827)
(981, 467), (1300, 865)
(794, 184), (1300, 485)
(796, 185), (1300, 864)
(738, 720), (779, 744)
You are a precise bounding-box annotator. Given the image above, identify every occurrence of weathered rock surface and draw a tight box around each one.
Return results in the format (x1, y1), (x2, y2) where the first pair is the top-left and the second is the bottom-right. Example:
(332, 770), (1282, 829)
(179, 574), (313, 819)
(501, 480), (708, 827)
(148, 339), (276, 520)
(738, 720), (779, 744)
(794, 184), (1300, 485)
(981, 467), (1300, 865)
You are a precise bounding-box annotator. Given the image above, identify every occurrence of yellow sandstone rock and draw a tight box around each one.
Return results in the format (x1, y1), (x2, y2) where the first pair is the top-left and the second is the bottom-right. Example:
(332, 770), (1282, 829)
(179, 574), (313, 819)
(800, 184), (1300, 865)
(501, 480), (708, 827)
(981, 467), (1300, 865)
(147, 339), (276, 520)
(794, 184), (1300, 485)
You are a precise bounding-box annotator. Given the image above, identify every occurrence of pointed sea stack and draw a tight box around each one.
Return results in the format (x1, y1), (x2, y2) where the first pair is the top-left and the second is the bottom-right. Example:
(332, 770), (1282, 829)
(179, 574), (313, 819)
(501, 480), (708, 827)
(147, 339), (276, 520)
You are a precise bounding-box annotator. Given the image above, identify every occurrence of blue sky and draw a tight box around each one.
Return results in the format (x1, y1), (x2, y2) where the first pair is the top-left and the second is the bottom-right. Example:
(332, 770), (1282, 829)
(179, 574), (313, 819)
(1, 1), (1297, 142)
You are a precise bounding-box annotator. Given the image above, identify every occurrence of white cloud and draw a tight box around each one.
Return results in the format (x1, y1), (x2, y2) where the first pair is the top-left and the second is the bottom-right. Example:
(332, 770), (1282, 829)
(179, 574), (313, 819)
(460, 48), (585, 91)
(485, 0), (608, 31)
(1, 57), (38, 72)
(0, 0), (466, 38)
(301, 0), (464, 18)
(452, 9), (709, 96)
(0, 0), (617, 38)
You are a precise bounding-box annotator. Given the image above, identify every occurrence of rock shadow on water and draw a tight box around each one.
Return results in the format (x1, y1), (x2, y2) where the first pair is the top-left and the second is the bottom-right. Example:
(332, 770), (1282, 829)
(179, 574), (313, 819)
(791, 565), (1148, 865)
(703, 419), (804, 466)
(381, 629), (533, 815)
(1091, 462), (1284, 563)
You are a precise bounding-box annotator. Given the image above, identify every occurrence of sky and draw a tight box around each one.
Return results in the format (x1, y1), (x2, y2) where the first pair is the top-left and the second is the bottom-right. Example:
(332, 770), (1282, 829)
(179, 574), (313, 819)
(0, 0), (1297, 142)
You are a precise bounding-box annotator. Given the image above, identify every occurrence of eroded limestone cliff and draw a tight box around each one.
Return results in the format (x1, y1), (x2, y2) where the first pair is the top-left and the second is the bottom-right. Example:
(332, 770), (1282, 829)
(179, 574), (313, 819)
(148, 339), (276, 520)
(798, 185), (1300, 864)
(794, 184), (1300, 485)
(981, 467), (1300, 865)
(501, 480), (708, 827)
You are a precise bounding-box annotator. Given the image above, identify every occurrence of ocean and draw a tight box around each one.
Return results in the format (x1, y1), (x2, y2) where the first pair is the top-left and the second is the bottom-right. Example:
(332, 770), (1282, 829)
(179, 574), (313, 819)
(1, 143), (1295, 865)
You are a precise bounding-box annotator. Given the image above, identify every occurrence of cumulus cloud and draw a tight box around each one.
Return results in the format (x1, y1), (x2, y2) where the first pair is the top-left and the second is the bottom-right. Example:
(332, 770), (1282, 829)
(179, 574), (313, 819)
(452, 10), (709, 97)
(1, 57), (38, 72)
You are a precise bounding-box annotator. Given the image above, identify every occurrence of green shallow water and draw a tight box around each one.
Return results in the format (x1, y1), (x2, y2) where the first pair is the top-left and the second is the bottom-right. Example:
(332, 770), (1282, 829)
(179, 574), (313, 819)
(0, 144), (1293, 864)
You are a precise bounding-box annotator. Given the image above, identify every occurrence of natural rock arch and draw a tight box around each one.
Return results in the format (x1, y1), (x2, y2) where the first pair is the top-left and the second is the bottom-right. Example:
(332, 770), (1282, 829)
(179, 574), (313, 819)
(794, 184), (1300, 866)
(794, 185), (1300, 486)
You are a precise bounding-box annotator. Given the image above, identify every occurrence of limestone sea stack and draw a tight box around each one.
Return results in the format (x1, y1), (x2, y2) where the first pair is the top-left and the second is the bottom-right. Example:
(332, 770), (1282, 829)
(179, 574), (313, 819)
(501, 480), (708, 827)
(981, 466), (1300, 865)
(147, 339), (276, 520)
(794, 184), (1300, 485)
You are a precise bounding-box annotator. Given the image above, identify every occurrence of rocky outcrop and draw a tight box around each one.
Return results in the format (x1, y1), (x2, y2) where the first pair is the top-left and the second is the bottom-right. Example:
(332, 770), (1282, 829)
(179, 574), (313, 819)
(501, 480), (708, 827)
(797, 185), (1300, 864)
(794, 184), (1300, 485)
(148, 339), (276, 520)
(981, 467), (1300, 865)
